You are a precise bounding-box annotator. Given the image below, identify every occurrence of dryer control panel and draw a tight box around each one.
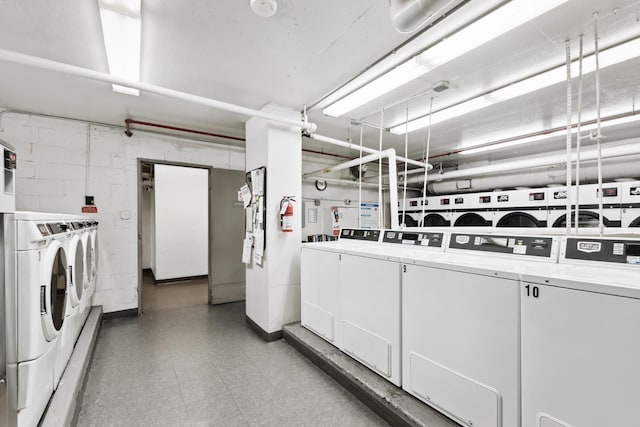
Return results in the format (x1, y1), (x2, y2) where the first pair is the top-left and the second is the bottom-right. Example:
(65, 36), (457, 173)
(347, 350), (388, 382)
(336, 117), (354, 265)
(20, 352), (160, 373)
(564, 237), (640, 265)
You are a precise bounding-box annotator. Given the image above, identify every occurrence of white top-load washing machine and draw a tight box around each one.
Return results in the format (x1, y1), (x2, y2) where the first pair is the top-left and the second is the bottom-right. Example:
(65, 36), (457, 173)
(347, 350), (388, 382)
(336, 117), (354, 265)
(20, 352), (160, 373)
(547, 183), (622, 229)
(521, 236), (640, 427)
(493, 188), (548, 228)
(4, 212), (71, 427)
(620, 180), (640, 228)
(402, 232), (561, 427)
(338, 230), (448, 387)
(451, 192), (494, 228)
(300, 228), (382, 348)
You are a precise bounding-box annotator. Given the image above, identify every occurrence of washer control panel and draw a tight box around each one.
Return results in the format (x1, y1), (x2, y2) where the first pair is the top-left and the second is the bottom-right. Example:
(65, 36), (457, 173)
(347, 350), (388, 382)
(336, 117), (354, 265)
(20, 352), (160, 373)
(565, 237), (640, 265)
(450, 233), (555, 258)
(339, 228), (380, 242)
(383, 231), (444, 247)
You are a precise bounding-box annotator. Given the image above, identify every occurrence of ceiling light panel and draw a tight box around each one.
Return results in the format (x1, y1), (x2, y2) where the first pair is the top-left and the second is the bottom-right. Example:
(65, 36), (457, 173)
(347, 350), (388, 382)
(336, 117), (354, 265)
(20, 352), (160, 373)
(322, 0), (569, 118)
(99, 0), (141, 96)
(389, 36), (640, 134)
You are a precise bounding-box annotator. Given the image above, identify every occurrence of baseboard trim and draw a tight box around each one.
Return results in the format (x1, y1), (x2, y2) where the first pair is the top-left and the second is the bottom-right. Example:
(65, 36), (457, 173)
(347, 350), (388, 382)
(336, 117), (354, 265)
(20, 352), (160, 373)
(245, 315), (282, 342)
(102, 308), (138, 320)
(154, 275), (208, 286)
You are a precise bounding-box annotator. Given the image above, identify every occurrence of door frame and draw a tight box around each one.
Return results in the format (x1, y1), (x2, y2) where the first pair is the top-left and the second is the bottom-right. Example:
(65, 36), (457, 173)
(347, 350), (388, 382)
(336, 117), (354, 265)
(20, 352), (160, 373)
(137, 158), (214, 315)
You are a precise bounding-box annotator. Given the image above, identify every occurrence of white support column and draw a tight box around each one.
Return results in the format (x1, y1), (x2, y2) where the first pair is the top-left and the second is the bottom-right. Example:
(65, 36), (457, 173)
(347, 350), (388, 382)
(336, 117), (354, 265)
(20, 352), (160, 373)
(245, 104), (302, 337)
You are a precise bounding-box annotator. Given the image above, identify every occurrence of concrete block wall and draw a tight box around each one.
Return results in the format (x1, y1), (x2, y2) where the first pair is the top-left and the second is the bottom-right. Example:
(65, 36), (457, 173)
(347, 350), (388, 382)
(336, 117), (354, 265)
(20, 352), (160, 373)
(0, 111), (244, 313)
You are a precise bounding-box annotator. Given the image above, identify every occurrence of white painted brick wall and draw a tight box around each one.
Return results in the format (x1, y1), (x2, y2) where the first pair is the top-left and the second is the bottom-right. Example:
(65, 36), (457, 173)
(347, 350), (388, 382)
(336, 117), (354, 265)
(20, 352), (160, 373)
(1, 111), (245, 313)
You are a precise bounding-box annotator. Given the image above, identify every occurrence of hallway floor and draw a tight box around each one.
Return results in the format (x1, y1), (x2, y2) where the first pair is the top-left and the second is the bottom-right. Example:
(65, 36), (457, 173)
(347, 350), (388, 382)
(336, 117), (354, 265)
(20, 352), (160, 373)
(76, 277), (387, 426)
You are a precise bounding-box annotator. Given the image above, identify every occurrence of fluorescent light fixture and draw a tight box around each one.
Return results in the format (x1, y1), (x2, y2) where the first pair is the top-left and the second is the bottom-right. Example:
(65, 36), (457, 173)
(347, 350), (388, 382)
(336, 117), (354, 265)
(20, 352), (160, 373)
(460, 114), (640, 155)
(322, 0), (569, 118)
(99, 0), (141, 96)
(390, 37), (640, 135)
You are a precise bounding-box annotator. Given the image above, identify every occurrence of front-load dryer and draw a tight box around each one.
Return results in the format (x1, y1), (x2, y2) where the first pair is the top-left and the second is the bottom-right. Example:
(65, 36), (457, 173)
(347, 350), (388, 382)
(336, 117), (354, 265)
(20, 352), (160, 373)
(402, 232), (561, 427)
(53, 219), (85, 385)
(548, 183), (622, 230)
(77, 220), (93, 326)
(493, 188), (548, 228)
(451, 193), (494, 228)
(621, 180), (640, 228)
(4, 212), (70, 427)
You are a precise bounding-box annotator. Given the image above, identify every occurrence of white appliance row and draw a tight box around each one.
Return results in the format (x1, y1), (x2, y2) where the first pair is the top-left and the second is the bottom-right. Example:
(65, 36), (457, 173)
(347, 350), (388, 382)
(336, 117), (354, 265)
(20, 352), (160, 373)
(301, 228), (640, 427)
(399, 181), (640, 230)
(3, 212), (98, 427)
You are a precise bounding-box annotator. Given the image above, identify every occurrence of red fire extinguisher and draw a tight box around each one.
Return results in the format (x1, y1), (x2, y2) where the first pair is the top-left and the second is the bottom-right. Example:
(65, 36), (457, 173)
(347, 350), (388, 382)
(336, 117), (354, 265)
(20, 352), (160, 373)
(280, 197), (294, 232)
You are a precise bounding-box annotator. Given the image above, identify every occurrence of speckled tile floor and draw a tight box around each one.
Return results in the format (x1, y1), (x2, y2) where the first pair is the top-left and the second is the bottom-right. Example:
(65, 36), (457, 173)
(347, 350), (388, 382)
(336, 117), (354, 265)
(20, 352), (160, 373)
(76, 278), (388, 427)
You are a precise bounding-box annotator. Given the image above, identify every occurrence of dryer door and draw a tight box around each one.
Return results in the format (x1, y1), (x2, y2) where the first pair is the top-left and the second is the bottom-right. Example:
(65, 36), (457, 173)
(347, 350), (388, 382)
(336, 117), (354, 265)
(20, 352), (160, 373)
(73, 239), (84, 302)
(41, 241), (68, 341)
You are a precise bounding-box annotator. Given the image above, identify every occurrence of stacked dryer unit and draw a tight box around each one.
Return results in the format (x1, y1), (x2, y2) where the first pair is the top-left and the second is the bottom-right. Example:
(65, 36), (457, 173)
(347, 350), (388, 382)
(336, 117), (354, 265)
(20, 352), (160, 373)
(621, 180), (640, 228)
(4, 212), (71, 427)
(451, 192), (494, 228)
(0, 139), (16, 427)
(547, 183), (622, 229)
(493, 188), (548, 228)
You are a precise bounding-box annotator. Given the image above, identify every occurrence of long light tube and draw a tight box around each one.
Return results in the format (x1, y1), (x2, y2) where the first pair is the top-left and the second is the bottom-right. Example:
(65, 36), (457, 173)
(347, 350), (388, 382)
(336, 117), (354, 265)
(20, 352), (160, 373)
(390, 36), (640, 134)
(322, 0), (569, 118)
(460, 114), (640, 155)
(99, 0), (141, 96)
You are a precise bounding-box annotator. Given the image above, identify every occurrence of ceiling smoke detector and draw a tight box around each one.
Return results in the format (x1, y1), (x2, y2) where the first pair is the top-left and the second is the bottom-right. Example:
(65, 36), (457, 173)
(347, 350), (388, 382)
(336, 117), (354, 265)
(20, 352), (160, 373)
(251, 0), (277, 17)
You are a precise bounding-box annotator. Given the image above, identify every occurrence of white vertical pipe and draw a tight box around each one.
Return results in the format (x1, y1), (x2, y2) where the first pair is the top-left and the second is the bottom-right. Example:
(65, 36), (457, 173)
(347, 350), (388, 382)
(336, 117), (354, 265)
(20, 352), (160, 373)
(402, 107), (409, 227)
(575, 35), (584, 235)
(565, 39), (573, 234)
(387, 149), (400, 230)
(358, 126), (363, 228)
(378, 107), (384, 228)
(594, 13), (604, 235)
(419, 97), (435, 227)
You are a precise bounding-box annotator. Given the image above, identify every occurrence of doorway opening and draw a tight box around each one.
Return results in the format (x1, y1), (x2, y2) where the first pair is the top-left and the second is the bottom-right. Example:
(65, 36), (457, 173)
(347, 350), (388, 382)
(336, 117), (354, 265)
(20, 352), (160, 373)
(138, 161), (211, 313)
(137, 159), (247, 315)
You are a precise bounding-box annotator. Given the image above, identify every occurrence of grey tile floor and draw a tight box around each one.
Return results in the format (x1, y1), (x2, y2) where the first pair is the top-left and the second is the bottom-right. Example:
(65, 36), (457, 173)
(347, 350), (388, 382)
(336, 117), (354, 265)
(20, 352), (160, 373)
(76, 279), (388, 426)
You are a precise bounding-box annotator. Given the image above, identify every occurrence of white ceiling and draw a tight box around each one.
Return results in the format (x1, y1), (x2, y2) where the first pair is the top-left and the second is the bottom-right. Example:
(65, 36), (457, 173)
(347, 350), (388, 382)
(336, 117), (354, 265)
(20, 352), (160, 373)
(0, 0), (639, 170)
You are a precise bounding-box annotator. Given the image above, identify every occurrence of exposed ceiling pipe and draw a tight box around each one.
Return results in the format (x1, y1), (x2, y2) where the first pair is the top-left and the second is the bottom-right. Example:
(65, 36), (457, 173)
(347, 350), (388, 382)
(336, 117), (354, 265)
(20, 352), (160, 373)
(307, 133), (432, 170)
(426, 154), (640, 194)
(303, 176), (391, 189)
(303, 148), (400, 229)
(0, 48), (316, 132)
(389, 0), (464, 33)
(405, 137), (640, 185)
(124, 119), (245, 142)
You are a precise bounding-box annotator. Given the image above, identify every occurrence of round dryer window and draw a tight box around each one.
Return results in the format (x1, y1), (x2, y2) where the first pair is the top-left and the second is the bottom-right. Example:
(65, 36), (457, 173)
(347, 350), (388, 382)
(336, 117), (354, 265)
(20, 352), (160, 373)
(74, 241), (84, 299)
(49, 247), (68, 332)
(86, 235), (93, 287)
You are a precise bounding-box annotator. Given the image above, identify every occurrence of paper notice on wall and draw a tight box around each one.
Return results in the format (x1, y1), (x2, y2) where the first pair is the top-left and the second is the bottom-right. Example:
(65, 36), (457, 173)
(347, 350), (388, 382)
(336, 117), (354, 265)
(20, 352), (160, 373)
(307, 207), (318, 224)
(359, 203), (380, 229)
(242, 233), (253, 264)
(253, 233), (264, 266)
(239, 184), (252, 208)
(331, 207), (341, 236)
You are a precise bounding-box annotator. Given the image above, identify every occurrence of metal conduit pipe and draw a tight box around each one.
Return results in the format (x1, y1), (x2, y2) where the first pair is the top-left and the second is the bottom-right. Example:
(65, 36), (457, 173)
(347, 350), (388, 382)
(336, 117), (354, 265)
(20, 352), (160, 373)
(425, 154), (640, 194)
(0, 48), (316, 132)
(303, 148), (400, 229)
(406, 137), (640, 185)
(307, 133), (432, 170)
(389, 0), (465, 33)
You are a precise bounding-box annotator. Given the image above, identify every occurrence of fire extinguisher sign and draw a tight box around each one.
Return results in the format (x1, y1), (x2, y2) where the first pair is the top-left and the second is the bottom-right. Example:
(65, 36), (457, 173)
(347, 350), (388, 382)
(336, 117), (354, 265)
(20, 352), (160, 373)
(280, 196), (295, 232)
(331, 207), (340, 236)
